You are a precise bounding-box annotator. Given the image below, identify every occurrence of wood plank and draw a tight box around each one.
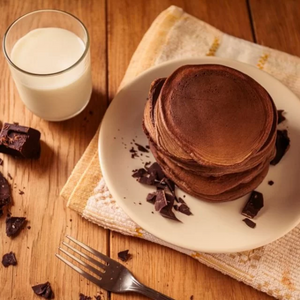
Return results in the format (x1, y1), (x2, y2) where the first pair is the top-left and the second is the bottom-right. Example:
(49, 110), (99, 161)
(250, 0), (300, 56)
(0, 1), (108, 299)
(107, 0), (272, 299)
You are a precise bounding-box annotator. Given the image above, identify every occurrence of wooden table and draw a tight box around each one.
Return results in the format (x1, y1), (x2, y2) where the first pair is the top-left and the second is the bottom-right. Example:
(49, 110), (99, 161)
(0, 1), (299, 299)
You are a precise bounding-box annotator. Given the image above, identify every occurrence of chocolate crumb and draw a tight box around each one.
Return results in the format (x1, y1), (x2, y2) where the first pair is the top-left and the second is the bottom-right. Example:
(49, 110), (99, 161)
(2, 252), (17, 267)
(32, 282), (54, 299)
(134, 143), (149, 153)
(19, 189), (24, 195)
(131, 152), (139, 159)
(270, 130), (290, 165)
(243, 218), (256, 228)
(118, 250), (131, 262)
(27, 226), (31, 230)
(268, 180), (274, 186)
(7, 173), (12, 180)
(0, 158), (3, 166)
(79, 293), (92, 300)
(190, 296), (194, 300)
(94, 296), (101, 300)
(277, 110), (286, 124)
(242, 191), (264, 219)
(6, 216), (27, 237)
(145, 145), (150, 149)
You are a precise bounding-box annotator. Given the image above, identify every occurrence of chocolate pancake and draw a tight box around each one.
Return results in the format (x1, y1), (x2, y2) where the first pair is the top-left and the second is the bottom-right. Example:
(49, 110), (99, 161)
(158, 65), (275, 167)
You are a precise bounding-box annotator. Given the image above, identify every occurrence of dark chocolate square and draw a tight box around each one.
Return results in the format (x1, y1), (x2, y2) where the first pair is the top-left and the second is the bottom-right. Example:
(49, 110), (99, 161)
(0, 123), (41, 159)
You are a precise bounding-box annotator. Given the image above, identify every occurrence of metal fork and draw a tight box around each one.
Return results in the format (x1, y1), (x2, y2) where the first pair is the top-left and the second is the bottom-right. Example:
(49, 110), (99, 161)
(56, 236), (174, 300)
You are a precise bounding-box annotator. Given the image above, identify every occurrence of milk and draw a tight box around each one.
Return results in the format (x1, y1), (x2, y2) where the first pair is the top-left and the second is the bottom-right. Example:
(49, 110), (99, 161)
(9, 27), (92, 121)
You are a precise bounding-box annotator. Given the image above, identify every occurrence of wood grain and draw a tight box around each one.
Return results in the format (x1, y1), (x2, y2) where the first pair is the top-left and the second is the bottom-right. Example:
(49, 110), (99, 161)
(250, 0), (300, 56)
(0, 1), (108, 299)
(107, 1), (272, 299)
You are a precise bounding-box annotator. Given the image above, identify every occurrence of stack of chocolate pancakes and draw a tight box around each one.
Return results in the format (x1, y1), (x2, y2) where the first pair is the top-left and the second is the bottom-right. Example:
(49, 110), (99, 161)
(143, 64), (277, 201)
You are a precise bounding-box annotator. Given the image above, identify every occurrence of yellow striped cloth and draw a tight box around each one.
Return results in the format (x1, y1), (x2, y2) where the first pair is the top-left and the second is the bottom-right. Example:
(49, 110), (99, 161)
(61, 6), (300, 300)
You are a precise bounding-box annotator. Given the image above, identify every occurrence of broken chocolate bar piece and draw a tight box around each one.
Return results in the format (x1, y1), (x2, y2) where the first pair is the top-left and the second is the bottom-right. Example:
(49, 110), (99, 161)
(277, 110), (286, 124)
(160, 193), (181, 222)
(118, 249), (131, 262)
(154, 190), (168, 211)
(270, 130), (290, 166)
(32, 282), (54, 299)
(0, 123), (41, 159)
(146, 162), (165, 181)
(243, 218), (256, 228)
(146, 192), (157, 204)
(242, 191), (264, 219)
(2, 251), (17, 267)
(0, 172), (10, 208)
(79, 294), (92, 300)
(132, 168), (147, 178)
(6, 216), (27, 237)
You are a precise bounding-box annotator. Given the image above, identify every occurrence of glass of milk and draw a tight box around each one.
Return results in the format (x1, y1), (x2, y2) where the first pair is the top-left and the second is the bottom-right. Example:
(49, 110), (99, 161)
(3, 10), (92, 121)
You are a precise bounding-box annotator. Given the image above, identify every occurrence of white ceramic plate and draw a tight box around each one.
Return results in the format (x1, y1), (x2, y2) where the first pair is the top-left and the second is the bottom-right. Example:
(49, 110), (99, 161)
(99, 57), (300, 253)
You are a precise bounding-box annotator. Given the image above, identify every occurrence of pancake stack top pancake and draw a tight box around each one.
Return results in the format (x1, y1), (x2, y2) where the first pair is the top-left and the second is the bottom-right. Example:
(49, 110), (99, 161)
(143, 64), (278, 202)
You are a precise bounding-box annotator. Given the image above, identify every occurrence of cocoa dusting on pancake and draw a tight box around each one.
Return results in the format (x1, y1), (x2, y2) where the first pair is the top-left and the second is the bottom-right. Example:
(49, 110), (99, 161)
(243, 218), (256, 228)
(242, 191), (264, 219)
(270, 130), (290, 165)
(2, 252), (17, 267)
(118, 249), (131, 262)
(32, 282), (54, 299)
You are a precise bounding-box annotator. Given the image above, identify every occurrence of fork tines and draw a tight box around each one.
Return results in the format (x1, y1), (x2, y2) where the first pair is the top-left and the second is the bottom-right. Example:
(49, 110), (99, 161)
(55, 236), (109, 286)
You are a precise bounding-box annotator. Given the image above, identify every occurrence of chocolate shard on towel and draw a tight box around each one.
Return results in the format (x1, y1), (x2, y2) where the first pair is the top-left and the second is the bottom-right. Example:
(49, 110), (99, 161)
(242, 191), (264, 219)
(270, 130), (290, 165)
(6, 216), (27, 237)
(160, 193), (181, 222)
(118, 249), (131, 262)
(0, 123), (41, 159)
(32, 282), (54, 299)
(0, 171), (10, 208)
(243, 218), (256, 228)
(2, 251), (17, 267)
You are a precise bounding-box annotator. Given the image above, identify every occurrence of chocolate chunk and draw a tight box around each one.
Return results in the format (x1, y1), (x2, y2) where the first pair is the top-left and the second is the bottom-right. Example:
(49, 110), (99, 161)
(132, 168), (147, 178)
(129, 147), (137, 153)
(32, 282), (54, 299)
(6, 216), (27, 237)
(268, 180), (274, 186)
(270, 130), (290, 165)
(165, 178), (175, 194)
(154, 190), (168, 211)
(146, 192), (157, 204)
(134, 143), (149, 153)
(79, 294), (92, 300)
(137, 175), (155, 185)
(7, 173), (12, 180)
(242, 191), (264, 219)
(131, 152), (139, 159)
(117, 250), (131, 262)
(146, 162), (165, 181)
(160, 193), (181, 222)
(277, 110), (286, 124)
(243, 218), (256, 228)
(2, 252), (17, 267)
(0, 172), (10, 207)
(0, 123), (41, 159)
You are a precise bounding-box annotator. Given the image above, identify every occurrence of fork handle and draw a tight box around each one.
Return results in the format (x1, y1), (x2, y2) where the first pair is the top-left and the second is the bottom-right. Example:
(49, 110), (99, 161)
(129, 279), (174, 300)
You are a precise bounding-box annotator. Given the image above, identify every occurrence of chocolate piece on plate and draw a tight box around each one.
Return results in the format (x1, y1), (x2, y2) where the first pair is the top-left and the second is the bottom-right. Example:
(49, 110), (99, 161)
(6, 216), (27, 237)
(268, 180), (274, 186)
(0, 123), (41, 159)
(154, 190), (168, 211)
(117, 249), (131, 262)
(270, 130), (290, 166)
(32, 282), (54, 299)
(146, 192), (157, 204)
(242, 191), (264, 219)
(0, 172), (10, 208)
(132, 168), (147, 178)
(134, 143), (149, 153)
(160, 193), (181, 222)
(243, 218), (256, 228)
(2, 251), (17, 267)
(277, 110), (286, 124)
(177, 198), (192, 216)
